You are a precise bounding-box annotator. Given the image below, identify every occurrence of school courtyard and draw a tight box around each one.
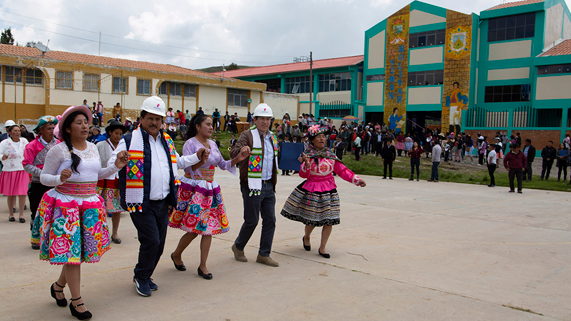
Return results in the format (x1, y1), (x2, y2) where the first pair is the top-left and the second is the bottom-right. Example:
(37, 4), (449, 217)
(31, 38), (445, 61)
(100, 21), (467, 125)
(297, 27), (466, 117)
(0, 170), (569, 320)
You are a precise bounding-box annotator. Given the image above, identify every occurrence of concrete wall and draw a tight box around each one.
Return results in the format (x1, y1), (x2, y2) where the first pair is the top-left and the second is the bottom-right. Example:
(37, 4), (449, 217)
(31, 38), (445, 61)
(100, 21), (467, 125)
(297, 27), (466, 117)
(198, 86), (227, 116)
(368, 30), (386, 69)
(263, 91), (299, 121)
(318, 91), (351, 104)
(366, 82), (384, 106)
(409, 9), (446, 28)
(536, 75), (571, 99)
(408, 86), (442, 105)
(487, 67), (530, 81)
(564, 14), (571, 39)
(410, 46), (443, 65)
(544, 3), (564, 49)
(488, 40), (532, 60)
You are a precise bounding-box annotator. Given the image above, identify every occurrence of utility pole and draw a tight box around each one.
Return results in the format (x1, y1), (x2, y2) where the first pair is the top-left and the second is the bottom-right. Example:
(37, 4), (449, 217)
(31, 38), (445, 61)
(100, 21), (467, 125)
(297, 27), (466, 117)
(309, 51), (313, 115)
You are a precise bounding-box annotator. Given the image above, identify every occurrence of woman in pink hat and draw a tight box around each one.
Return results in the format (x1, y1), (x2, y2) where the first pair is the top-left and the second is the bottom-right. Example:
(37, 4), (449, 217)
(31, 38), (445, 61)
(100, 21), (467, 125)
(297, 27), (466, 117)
(35, 105), (129, 320)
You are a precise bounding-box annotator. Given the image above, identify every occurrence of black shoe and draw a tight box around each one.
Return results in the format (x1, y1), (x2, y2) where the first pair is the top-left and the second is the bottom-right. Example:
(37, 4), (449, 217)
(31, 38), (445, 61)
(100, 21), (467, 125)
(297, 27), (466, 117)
(69, 297), (92, 320)
(171, 253), (186, 271)
(148, 278), (158, 291)
(382, 177), (386, 179)
(50, 282), (67, 307)
(133, 278), (151, 297)
(8, 217), (15, 222)
(197, 267), (213, 280)
(318, 250), (330, 259)
(389, 177), (392, 180)
(31, 243), (40, 250)
(518, 190), (523, 194)
(509, 190), (515, 193)
(409, 178), (413, 181)
(19, 218), (25, 223)
(302, 237), (311, 251)
(111, 237), (122, 244)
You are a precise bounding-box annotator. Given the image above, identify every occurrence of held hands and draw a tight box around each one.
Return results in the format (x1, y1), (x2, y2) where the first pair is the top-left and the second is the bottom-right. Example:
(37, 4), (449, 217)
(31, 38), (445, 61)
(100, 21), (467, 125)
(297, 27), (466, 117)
(60, 169), (72, 183)
(200, 149), (211, 164)
(237, 146), (251, 161)
(114, 151), (130, 169)
(358, 180), (366, 187)
(196, 148), (206, 160)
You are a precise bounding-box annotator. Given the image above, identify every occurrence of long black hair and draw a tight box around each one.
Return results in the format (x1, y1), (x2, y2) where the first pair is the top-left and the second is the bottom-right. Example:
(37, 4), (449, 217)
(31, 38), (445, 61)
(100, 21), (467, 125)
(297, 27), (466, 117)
(61, 110), (88, 173)
(186, 114), (210, 140)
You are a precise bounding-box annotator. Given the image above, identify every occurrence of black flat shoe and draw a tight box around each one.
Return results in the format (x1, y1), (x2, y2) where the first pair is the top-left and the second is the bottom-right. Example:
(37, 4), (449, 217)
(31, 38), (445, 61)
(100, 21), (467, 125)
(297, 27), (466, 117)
(197, 267), (213, 280)
(19, 218), (25, 223)
(8, 217), (15, 222)
(318, 250), (330, 259)
(302, 237), (310, 251)
(31, 243), (40, 250)
(171, 253), (186, 271)
(111, 237), (122, 244)
(50, 282), (67, 307)
(69, 297), (92, 320)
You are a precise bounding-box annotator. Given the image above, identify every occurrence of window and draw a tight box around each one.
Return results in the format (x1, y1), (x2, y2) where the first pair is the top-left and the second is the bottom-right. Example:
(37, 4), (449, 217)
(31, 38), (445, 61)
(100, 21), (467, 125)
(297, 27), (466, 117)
(112, 77), (128, 93)
(407, 70), (444, 86)
(366, 74), (385, 81)
(184, 84), (196, 97)
(537, 64), (571, 75)
(488, 13), (535, 42)
(409, 29), (445, 48)
(83, 74), (99, 92)
(318, 73), (352, 92)
(5, 66), (23, 83)
(170, 83), (182, 96)
(285, 76), (311, 94)
(159, 82), (168, 95)
(137, 79), (151, 95)
(228, 89), (248, 107)
(55, 71), (73, 89)
(255, 78), (281, 92)
(484, 84), (531, 103)
(25, 69), (43, 86)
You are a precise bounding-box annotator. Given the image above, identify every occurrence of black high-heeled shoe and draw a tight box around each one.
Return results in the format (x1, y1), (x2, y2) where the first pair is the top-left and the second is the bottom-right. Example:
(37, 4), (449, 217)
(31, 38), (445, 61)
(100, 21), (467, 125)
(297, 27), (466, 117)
(171, 253), (186, 271)
(69, 297), (92, 320)
(318, 250), (331, 259)
(50, 282), (67, 307)
(197, 267), (213, 280)
(302, 237), (311, 251)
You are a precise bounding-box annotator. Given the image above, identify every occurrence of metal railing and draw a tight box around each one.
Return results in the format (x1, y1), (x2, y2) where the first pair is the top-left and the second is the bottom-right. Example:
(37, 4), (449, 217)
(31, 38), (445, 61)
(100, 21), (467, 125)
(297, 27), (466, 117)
(318, 100), (353, 118)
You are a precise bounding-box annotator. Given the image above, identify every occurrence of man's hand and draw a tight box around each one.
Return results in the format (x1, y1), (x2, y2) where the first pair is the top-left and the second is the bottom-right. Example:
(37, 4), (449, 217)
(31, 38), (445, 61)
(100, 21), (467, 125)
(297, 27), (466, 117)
(60, 169), (72, 183)
(196, 148), (206, 160)
(238, 146), (250, 161)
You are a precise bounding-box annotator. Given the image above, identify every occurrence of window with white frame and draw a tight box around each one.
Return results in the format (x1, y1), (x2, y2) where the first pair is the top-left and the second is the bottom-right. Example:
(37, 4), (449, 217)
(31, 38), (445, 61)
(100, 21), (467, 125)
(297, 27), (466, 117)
(55, 71), (73, 89)
(318, 73), (352, 92)
(5, 66), (23, 83)
(25, 69), (44, 86)
(159, 82), (168, 95)
(83, 74), (99, 92)
(137, 79), (151, 95)
(112, 77), (128, 93)
(228, 88), (248, 107)
(170, 83), (182, 96)
(184, 84), (196, 97)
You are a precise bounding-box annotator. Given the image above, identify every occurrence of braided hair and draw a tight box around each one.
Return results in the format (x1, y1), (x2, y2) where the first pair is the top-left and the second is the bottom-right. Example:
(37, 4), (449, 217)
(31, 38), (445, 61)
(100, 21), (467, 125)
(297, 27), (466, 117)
(61, 111), (87, 173)
(186, 114), (209, 140)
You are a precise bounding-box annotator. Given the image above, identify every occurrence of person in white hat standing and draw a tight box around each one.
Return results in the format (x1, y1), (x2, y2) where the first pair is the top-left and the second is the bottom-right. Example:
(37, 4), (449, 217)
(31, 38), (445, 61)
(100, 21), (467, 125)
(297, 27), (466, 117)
(0, 119), (16, 142)
(230, 103), (280, 267)
(108, 96), (206, 297)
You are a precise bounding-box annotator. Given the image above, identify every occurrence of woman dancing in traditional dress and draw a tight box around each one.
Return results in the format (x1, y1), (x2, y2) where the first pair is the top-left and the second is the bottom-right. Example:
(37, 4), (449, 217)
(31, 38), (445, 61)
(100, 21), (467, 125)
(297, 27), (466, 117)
(36, 105), (129, 320)
(169, 114), (249, 279)
(281, 125), (366, 258)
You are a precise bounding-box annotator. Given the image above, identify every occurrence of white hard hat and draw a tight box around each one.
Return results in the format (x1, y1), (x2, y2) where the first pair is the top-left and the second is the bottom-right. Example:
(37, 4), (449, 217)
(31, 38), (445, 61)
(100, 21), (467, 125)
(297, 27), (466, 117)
(4, 120), (15, 127)
(141, 96), (166, 117)
(252, 103), (273, 118)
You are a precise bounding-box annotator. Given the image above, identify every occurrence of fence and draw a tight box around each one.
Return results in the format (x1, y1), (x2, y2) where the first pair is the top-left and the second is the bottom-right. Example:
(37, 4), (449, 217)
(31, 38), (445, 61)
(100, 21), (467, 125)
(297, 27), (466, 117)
(318, 101), (353, 118)
(466, 106), (564, 128)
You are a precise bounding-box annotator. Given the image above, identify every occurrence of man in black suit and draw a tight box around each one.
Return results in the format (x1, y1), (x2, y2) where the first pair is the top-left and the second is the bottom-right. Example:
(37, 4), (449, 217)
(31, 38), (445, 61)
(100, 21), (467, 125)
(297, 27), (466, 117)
(540, 140), (556, 180)
(522, 138), (536, 181)
(382, 139), (396, 179)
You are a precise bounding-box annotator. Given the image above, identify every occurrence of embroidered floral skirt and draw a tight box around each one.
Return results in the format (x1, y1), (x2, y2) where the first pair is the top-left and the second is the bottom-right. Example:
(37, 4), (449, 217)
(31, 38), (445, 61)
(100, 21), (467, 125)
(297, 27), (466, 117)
(281, 181), (341, 227)
(97, 179), (123, 214)
(33, 189), (110, 265)
(168, 177), (229, 235)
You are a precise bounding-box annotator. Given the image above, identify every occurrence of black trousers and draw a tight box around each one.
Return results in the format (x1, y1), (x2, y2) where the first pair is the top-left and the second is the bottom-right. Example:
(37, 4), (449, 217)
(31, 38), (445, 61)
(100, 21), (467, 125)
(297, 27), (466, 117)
(524, 161), (533, 180)
(235, 182), (276, 257)
(130, 197), (170, 280)
(541, 160), (554, 179)
(383, 160), (393, 178)
(28, 182), (51, 229)
(410, 158), (420, 179)
(508, 169), (523, 192)
(488, 164), (496, 185)
(354, 147), (361, 160)
(558, 164), (568, 181)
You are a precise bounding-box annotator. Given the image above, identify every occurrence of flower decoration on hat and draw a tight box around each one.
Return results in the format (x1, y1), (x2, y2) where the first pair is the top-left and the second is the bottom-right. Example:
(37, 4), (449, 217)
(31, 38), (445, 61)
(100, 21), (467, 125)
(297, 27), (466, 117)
(306, 125), (329, 138)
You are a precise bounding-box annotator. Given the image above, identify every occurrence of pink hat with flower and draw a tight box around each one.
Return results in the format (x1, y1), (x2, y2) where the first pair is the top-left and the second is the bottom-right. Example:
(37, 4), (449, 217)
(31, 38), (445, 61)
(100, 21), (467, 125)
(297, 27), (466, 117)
(57, 105), (92, 140)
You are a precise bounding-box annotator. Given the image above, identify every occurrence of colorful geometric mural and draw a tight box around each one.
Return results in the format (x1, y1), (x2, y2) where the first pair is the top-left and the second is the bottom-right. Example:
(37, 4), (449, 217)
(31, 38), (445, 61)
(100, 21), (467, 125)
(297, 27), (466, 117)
(384, 5), (410, 134)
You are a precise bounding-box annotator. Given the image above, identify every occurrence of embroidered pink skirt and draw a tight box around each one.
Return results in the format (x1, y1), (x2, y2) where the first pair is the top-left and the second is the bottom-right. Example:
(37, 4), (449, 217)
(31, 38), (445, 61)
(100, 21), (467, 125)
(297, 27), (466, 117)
(0, 170), (29, 196)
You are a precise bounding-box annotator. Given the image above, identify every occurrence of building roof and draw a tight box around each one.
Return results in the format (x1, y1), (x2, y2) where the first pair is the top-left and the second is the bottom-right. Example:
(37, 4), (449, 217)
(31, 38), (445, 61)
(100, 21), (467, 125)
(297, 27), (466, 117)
(0, 44), (222, 79)
(486, 0), (544, 11)
(539, 39), (571, 57)
(213, 55), (364, 79)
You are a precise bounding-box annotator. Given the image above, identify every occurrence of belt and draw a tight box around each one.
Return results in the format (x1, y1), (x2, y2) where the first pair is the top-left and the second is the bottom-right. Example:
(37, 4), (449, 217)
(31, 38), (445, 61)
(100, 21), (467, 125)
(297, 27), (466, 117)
(55, 182), (97, 197)
(262, 180), (272, 184)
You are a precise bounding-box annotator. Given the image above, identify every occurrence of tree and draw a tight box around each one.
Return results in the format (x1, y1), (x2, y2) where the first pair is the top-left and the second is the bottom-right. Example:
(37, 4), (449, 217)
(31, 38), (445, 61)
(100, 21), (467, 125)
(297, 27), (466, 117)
(227, 62), (240, 70)
(0, 27), (15, 45)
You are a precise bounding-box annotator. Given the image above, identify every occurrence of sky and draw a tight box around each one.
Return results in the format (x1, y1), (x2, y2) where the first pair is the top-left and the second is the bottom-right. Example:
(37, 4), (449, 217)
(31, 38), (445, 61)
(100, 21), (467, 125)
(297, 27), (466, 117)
(1, 0), (569, 70)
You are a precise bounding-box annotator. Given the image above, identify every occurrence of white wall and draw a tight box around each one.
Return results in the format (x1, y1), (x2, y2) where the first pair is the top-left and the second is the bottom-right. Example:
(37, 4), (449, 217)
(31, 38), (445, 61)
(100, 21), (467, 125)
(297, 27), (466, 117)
(487, 67), (530, 81)
(366, 82), (384, 106)
(407, 86), (442, 105)
(263, 91), (298, 120)
(318, 91), (351, 104)
(564, 14), (571, 39)
(409, 9), (446, 28)
(544, 3), (564, 49)
(198, 85), (227, 116)
(26, 86), (45, 104)
(488, 40), (532, 60)
(368, 30), (386, 69)
(410, 46), (444, 65)
(536, 75), (571, 99)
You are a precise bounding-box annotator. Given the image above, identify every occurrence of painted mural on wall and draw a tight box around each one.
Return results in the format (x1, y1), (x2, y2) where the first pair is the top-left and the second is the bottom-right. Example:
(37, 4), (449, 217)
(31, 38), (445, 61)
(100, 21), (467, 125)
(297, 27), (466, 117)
(384, 6), (410, 134)
(441, 10), (473, 134)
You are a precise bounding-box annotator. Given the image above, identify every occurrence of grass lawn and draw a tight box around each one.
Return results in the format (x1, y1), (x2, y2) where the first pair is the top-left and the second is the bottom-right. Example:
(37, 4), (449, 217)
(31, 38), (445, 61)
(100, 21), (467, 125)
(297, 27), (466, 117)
(174, 131), (571, 193)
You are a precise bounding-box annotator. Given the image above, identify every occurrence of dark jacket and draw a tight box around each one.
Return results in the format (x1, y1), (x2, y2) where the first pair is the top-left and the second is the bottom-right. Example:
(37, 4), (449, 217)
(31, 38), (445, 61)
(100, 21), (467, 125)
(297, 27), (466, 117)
(231, 129), (278, 191)
(382, 144), (396, 162)
(522, 144), (536, 163)
(118, 129), (177, 213)
(503, 151), (527, 170)
(541, 146), (557, 162)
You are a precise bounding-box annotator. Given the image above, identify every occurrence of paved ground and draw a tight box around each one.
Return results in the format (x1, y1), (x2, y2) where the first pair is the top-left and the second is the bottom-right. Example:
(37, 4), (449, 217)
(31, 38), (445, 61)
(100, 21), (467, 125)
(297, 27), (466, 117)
(1, 170), (570, 320)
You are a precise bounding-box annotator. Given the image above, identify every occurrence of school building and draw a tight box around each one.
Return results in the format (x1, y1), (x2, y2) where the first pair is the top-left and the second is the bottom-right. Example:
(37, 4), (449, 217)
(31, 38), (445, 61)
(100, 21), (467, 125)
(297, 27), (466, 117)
(0, 44), (299, 125)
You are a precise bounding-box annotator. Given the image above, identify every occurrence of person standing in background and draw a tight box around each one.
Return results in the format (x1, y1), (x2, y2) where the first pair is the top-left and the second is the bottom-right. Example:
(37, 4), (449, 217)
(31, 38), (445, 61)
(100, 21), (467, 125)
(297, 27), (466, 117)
(353, 132), (361, 161)
(540, 141), (556, 180)
(212, 108), (221, 133)
(0, 125), (29, 222)
(522, 139), (536, 181)
(408, 141), (422, 181)
(382, 139), (396, 179)
(556, 143), (568, 182)
(96, 101), (104, 126)
(487, 143), (497, 187)
(504, 143), (526, 193)
(428, 139), (442, 182)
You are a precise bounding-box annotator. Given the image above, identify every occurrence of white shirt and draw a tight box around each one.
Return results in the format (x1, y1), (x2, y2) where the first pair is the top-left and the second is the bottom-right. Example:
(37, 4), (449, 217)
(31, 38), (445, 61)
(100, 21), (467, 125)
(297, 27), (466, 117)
(0, 138), (28, 171)
(488, 150), (497, 165)
(261, 131), (275, 180)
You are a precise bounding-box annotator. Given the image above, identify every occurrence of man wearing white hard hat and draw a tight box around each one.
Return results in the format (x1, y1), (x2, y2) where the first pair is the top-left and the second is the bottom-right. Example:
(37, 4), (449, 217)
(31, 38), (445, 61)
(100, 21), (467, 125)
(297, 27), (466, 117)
(230, 103), (280, 267)
(108, 96), (206, 296)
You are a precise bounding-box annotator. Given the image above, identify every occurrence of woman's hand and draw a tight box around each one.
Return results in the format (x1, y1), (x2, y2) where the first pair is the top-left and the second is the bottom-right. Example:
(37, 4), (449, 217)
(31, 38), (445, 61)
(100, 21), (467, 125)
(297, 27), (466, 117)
(196, 148), (206, 160)
(114, 150), (130, 169)
(1, 154), (7, 161)
(60, 169), (72, 183)
(358, 180), (366, 187)
(238, 146), (250, 161)
(301, 155), (311, 168)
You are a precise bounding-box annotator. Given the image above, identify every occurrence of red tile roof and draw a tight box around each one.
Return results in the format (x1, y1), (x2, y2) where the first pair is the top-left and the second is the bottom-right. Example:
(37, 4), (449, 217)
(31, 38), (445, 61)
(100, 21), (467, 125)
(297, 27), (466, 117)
(0, 44), (222, 79)
(213, 55), (364, 78)
(486, 0), (544, 11)
(539, 39), (571, 57)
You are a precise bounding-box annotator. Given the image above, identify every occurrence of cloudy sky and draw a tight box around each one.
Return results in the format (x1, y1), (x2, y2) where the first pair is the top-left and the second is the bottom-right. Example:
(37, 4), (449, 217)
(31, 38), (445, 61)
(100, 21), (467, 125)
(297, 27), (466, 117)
(1, 0), (569, 70)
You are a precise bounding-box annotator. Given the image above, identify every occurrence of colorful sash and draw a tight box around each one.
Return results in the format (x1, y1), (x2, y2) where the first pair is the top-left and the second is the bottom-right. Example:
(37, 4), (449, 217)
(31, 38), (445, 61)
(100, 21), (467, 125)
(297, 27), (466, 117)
(247, 127), (278, 196)
(56, 182), (97, 197)
(125, 127), (179, 212)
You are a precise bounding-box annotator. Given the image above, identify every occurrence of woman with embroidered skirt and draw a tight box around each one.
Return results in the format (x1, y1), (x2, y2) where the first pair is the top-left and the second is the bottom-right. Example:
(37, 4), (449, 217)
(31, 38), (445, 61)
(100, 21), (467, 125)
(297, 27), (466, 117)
(169, 114), (249, 279)
(281, 125), (366, 258)
(96, 120), (127, 244)
(36, 106), (129, 320)
(0, 124), (29, 222)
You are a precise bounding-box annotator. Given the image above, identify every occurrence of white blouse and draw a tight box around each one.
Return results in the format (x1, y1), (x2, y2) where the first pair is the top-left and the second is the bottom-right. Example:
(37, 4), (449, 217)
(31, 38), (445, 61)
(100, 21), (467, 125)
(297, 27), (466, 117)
(40, 142), (119, 187)
(0, 138), (28, 171)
